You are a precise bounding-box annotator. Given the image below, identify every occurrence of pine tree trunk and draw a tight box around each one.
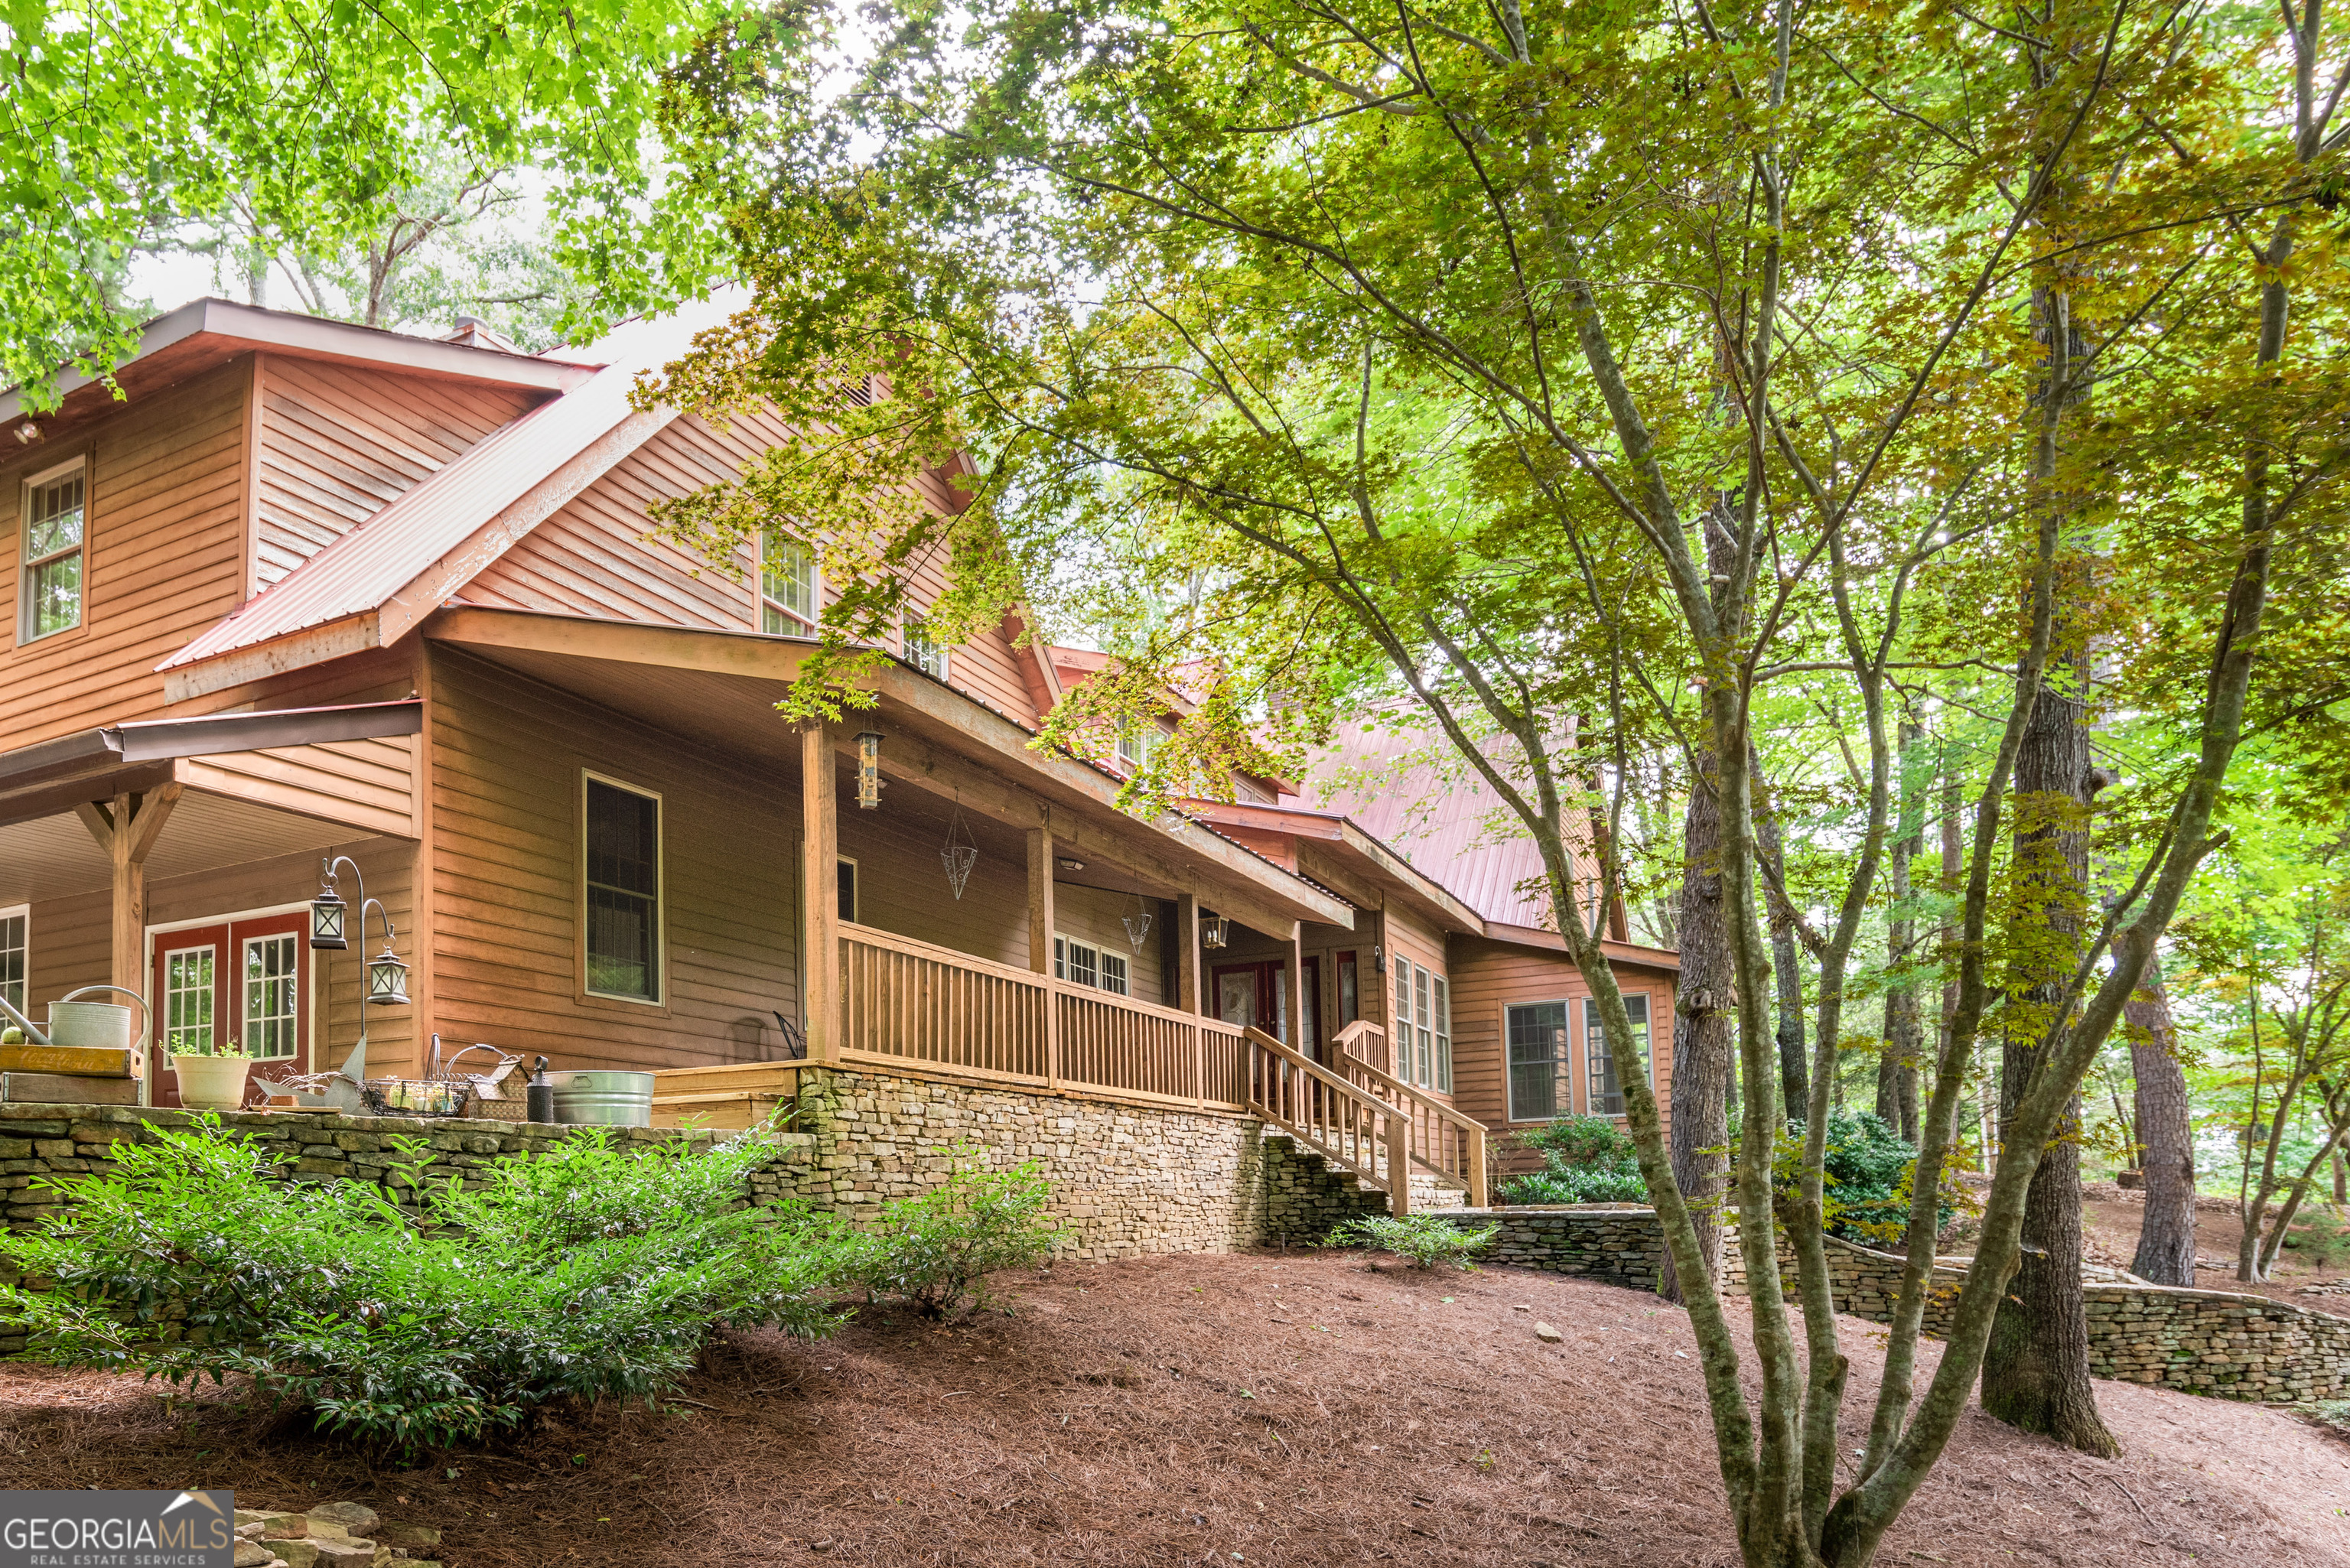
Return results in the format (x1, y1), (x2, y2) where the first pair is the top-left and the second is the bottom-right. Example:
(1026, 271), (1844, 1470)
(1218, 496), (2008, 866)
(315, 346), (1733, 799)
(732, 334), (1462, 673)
(2127, 955), (2197, 1287)
(1980, 629), (2118, 1456)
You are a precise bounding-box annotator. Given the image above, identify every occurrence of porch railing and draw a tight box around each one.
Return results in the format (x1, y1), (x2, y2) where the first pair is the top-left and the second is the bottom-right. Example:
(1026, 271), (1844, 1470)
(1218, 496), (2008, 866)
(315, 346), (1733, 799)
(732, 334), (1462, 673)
(836, 922), (1247, 1110)
(1331, 1020), (1489, 1209)
(1243, 1025), (1413, 1215)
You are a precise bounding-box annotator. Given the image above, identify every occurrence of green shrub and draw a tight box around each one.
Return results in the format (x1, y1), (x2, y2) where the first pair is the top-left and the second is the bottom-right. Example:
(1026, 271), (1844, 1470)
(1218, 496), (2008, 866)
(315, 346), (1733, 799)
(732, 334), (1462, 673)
(1499, 1114), (1651, 1205)
(1778, 1111), (1957, 1245)
(0, 1117), (845, 1453)
(1329, 1212), (1498, 1269)
(842, 1153), (1060, 1317)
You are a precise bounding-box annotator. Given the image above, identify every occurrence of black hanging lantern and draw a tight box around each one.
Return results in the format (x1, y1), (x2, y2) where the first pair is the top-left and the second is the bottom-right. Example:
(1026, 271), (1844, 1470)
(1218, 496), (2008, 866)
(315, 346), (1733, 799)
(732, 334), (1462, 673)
(1201, 910), (1229, 950)
(367, 946), (411, 1007)
(309, 875), (349, 951)
(856, 730), (884, 810)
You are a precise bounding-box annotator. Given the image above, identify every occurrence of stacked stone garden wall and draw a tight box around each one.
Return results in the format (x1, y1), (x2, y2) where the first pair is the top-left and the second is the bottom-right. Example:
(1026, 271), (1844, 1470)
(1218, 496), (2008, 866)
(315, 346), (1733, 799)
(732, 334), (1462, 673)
(1436, 1205), (2350, 1404)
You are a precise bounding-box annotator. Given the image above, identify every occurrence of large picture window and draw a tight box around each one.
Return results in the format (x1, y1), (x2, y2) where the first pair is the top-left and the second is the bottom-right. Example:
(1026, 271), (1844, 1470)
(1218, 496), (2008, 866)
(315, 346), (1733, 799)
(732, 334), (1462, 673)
(21, 459), (86, 642)
(0, 906), (25, 1016)
(1507, 1000), (1573, 1121)
(1584, 993), (1652, 1116)
(760, 531), (819, 634)
(584, 776), (662, 1002)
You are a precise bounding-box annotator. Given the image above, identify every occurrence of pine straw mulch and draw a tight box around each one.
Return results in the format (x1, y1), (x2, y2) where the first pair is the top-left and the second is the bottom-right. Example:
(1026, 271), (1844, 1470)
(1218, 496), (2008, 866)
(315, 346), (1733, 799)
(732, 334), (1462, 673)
(2, 1250), (2346, 1567)
(2078, 1187), (2350, 1313)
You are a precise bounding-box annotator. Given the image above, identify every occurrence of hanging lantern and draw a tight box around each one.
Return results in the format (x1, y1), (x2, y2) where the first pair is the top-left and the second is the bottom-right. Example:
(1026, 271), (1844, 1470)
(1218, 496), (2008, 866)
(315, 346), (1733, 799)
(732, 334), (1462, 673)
(941, 805), (979, 899)
(309, 877), (349, 951)
(855, 731), (884, 810)
(1201, 910), (1229, 950)
(1122, 893), (1154, 953)
(366, 945), (411, 1007)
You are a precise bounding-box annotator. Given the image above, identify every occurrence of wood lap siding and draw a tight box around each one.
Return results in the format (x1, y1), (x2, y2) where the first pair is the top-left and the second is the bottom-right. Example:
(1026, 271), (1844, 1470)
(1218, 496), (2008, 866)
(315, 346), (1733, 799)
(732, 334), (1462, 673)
(0, 363), (249, 747)
(838, 798), (1029, 972)
(427, 649), (801, 1074)
(254, 357), (542, 587)
(182, 737), (416, 841)
(1447, 935), (1678, 1141)
(464, 413), (764, 629)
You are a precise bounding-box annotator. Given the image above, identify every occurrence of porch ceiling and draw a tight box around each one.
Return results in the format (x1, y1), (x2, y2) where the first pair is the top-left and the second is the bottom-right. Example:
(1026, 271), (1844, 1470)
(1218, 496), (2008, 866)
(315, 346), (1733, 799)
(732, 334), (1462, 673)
(0, 787), (391, 906)
(425, 607), (1354, 933)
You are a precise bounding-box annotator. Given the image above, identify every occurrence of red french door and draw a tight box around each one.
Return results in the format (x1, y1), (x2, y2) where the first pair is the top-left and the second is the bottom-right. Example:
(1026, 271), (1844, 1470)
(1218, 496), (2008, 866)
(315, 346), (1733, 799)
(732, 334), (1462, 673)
(1212, 961), (1291, 1046)
(150, 912), (311, 1108)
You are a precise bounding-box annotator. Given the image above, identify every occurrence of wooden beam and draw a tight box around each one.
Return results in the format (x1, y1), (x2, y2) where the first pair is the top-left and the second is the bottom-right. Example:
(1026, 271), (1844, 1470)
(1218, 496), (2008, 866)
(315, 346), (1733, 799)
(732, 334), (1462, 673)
(1175, 893), (1201, 1017)
(832, 725), (1338, 939)
(123, 782), (184, 864)
(800, 721), (841, 1064)
(1284, 929), (1307, 1059)
(1027, 828), (1061, 1089)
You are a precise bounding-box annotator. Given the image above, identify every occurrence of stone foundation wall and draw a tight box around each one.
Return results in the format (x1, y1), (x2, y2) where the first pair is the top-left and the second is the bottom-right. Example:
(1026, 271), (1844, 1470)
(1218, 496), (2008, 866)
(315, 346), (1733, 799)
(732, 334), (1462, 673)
(1440, 1204), (2350, 1404)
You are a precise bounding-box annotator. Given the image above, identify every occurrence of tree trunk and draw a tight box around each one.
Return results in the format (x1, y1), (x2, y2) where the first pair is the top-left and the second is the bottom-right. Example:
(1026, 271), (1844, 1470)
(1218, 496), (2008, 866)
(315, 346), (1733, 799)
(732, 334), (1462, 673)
(1749, 744), (1808, 1122)
(2127, 954), (2197, 1287)
(1662, 730), (1735, 1303)
(1980, 598), (2117, 1456)
(1876, 721), (1926, 1142)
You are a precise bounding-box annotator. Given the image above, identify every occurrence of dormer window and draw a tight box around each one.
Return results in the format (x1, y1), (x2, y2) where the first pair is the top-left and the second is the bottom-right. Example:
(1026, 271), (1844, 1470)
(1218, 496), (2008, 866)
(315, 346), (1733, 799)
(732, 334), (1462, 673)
(760, 530), (819, 634)
(20, 458), (86, 642)
(905, 616), (949, 680)
(1115, 721), (1152, 772)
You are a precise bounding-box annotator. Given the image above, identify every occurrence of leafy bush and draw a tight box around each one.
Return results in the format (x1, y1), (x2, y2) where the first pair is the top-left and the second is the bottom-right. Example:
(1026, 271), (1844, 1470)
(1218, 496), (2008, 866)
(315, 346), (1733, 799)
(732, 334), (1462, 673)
(1779, 1111), (1957, 1245)
(1499, 1114), (1652, 1205)
(0, 1117), (845, 1452)
(1328, 1212), (1498, 1269)
(841, 1153), (1060, 1317)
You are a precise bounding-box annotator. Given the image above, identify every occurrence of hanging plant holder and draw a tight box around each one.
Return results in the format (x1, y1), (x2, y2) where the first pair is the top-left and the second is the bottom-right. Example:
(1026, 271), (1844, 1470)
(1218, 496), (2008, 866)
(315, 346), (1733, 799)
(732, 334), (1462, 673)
(1122, 892), (1153, 953)
(941, 805), (979, 899)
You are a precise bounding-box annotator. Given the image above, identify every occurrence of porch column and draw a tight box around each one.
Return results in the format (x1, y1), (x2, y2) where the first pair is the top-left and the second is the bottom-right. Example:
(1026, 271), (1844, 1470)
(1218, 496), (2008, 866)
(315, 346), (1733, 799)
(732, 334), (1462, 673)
(1177, 893), (1203, 1105)
(1027, 828), (1059, 1088)
(800, 722), (840, 1064)
(1283, 926), (1307, 1057)
(73, 783), (182, 1108)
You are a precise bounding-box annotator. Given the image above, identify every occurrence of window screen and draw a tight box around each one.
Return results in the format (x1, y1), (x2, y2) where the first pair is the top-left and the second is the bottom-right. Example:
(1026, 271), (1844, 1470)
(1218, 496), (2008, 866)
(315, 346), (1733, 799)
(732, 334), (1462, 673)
(1508, 1000), (1572, 1121)
(1585, 993), (1650, 1116)
(585, 778), (660, 1000)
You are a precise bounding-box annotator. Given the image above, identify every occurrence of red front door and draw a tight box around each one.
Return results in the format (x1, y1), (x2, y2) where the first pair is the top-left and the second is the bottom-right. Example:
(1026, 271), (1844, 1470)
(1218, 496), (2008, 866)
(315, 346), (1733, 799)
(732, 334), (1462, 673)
(1212, 961), (1290, 1045)
(151, 912), (311, 1108)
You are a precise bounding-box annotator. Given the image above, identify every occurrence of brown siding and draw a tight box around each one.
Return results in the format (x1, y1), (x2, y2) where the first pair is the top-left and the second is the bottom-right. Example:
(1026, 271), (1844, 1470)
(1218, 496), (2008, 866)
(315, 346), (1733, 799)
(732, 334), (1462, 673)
(836, 789), (1029, 972)
(1052, 882), (1166, 1006)
(254, 356), (542, 588)
(0, 363), (250, 747)
(427, 648), (802, 1075)
(1447, 934), (1677, 1147)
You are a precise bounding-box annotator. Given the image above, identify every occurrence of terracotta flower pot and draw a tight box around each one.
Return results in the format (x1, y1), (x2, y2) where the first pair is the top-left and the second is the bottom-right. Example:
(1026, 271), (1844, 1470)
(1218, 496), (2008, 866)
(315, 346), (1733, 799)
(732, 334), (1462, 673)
(174, 1053), (253, 1111)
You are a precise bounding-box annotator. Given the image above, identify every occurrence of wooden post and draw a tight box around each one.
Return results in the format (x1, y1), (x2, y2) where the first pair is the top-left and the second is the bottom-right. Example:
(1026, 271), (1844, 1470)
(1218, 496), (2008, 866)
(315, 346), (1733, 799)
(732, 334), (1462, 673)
(74, 783), (182, 1108)
(1283, 926), (1307, 1054)
(1177, 893), (1203, 1104)
(1386, 1108), (1413, 1218)
(800, 723), (840, 1065)
(1027, 827), (1059, 1089)
(1467, 1124), (1489, 1210)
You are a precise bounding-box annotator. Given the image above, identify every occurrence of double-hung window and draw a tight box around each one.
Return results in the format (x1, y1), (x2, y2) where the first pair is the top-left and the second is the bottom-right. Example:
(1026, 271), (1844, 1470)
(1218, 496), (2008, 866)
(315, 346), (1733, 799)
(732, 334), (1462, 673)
(1053, 935), (1129, 997)
(584, 775), (662, 1002)
(1506, 1001), (1573, 1121)
(905, 616), (949, 680)
(1115, 721), (1152, 773)
(21, 459), (86, 642)
(1390, 958), (1451, 1090)
(1584, 993), (1651, 1116)
(760, 531), (819, 634)
(0, 906), (25, 1017)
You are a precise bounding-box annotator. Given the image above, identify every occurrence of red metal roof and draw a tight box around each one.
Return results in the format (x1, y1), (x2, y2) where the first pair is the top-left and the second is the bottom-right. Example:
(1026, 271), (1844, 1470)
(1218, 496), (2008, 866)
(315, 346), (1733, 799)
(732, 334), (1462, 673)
(158, 298), (739, 674)
(1304, 721), (1601, 930)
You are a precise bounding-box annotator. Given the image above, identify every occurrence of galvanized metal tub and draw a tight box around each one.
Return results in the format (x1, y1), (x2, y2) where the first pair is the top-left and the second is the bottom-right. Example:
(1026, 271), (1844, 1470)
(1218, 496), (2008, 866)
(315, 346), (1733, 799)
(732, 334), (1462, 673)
(46, 1000), (137, 1052)
(548, 1070), (657, 1128)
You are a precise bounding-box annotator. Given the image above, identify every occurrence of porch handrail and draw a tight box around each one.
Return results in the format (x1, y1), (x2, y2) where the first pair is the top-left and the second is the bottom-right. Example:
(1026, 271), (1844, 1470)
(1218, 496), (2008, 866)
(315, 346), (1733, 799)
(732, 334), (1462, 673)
(1242, 1025), (1414, 1216)
(1331, 1020), (1489, 1208)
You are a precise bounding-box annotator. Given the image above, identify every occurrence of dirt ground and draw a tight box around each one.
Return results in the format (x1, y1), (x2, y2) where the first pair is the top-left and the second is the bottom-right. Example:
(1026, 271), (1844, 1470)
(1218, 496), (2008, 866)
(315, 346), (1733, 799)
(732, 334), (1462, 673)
(4, 1251), (2345, 1567)
(2078, 1184), (2350, 1310)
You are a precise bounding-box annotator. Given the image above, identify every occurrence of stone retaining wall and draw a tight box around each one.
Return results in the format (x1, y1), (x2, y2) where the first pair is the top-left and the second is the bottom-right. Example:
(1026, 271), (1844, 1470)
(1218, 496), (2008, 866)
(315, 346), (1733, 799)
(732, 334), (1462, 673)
(1437, 1205), (2350, 1404)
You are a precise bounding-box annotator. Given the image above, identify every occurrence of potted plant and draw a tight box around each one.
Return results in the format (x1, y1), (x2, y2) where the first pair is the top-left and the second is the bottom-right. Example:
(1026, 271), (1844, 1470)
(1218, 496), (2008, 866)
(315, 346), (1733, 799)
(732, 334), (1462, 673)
(171, 1043), (256, 1111)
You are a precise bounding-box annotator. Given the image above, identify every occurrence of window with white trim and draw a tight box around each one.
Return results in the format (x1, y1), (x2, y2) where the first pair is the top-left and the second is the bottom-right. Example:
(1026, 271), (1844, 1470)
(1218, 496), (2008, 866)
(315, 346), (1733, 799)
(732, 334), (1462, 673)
(241, 933), (299, 1057)
(21, 458), (86, 642)
(905, 616), (949, 680)
(1115, 721), (1152, 772)
(162, 945), (215, 1056)
(1389, 957), (1450, 1089)
(1506, 1000), (1573, 1121)
(584, 775), (662, 1002)
(0, 905), (25, 1017)
(1053, 935), (1130, 997)
(1584, 993), (1652, 1116)
(760, 531), (819, 634)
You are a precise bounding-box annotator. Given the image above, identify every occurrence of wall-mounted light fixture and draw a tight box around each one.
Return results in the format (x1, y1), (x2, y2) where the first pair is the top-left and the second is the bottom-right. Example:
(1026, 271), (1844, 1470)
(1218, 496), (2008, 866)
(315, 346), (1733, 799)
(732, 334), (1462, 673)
(13, 421), (41, 445)
(1372, 944), (1387, 975)
(855, 731), (884, 809)
(1056, 857), (1085, 872)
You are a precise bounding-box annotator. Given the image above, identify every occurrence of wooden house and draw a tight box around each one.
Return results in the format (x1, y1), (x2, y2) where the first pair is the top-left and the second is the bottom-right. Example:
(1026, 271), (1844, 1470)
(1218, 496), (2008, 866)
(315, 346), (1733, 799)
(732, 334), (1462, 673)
(0, 297), (1673, 1203)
